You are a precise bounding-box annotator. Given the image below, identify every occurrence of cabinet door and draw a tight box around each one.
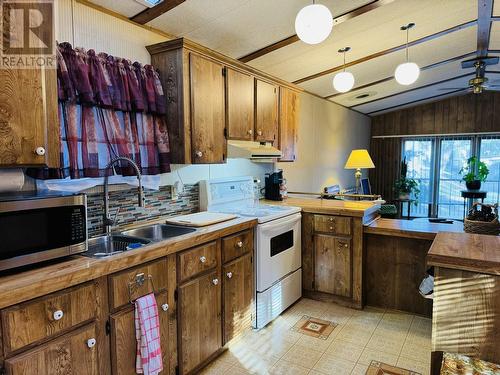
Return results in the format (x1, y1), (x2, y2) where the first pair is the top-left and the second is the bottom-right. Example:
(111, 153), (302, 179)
(178, 270), (221, 374)
(226, 68), (254, 140)
(4, 324), (99, 375)
(0, 67), (59, 167)
(255, 79), (278, 142)
(110, 292), (169, 375)
(314, 235), (352, 297)
(223, 253), (254, 344)
(279, 87), (300, 162)
(190, 53), (226, 164)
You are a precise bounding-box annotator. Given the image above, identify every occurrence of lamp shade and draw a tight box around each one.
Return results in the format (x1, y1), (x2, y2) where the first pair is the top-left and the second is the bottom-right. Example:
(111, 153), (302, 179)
(295, 4), (333, 45)
(344, 149), (375, 169)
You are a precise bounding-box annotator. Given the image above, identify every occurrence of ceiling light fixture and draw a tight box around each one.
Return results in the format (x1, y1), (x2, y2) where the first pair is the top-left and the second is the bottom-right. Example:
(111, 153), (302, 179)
(394, 23), (420, 85)
(295, 1), (333, 45)
(333, 47), (355, 93)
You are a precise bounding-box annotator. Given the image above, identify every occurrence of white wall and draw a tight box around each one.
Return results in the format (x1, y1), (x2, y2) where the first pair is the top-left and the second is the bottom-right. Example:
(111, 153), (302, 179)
(277, 93), (372, 193)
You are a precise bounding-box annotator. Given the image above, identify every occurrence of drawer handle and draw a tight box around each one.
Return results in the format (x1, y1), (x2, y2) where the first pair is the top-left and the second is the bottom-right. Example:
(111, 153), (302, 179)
(200, 256), (207, 263)
(87, 338), (96, 349)
(226, 272), (233, 279)
(53, 310), (64, 321)
(161, 303), (169, 312)
(212, 278), (219, 286)
(236, 241), (243, 248)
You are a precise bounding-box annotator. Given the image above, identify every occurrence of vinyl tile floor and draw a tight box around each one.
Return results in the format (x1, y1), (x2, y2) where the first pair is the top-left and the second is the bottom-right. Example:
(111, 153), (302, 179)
(200, 298), (432, 375)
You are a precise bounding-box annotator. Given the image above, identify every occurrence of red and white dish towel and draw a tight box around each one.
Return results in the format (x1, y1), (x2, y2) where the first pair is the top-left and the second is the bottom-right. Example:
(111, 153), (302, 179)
(135, 293), (163, 375)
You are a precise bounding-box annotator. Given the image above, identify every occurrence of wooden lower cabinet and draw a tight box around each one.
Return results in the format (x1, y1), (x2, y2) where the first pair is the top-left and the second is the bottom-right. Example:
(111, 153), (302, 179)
(178, 269), (222, 375)
(223, 253), (254, 344)
(110, 292), (170, 375)
(4, 324), (99, 375)
(314, 235), (352, 298)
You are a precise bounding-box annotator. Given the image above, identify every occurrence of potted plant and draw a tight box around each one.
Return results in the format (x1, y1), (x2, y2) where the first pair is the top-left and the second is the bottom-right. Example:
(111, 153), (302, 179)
(394, 158), (420, 203)
(459, 156), (489, 190)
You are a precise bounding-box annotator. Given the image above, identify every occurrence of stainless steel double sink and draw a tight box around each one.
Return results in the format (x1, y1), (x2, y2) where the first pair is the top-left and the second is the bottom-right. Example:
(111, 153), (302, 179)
(84, 224), (196, 259)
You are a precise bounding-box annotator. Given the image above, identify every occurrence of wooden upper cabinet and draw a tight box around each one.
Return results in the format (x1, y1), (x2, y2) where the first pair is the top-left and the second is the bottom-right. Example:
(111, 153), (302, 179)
(190, 53), (226, 164)
(279, 87), (300, 162)
(226, 68), (254, 140)
(0, 66), (59, 167)
(314, 234), (352, 298)
(255, 79), (278, 143)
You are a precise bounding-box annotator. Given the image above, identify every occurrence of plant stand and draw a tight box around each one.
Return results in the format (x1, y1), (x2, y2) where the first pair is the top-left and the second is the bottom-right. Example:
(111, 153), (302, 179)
(394, 198), (415, 220)
(461, 190), (487, 219)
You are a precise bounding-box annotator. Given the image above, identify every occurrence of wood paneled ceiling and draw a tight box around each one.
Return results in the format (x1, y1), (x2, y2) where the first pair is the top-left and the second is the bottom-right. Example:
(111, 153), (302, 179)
(88, 0), (500, 116)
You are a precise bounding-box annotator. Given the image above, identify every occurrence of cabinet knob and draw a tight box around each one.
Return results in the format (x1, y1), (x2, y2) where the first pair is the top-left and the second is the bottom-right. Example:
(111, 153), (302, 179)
(329, 226), (334, 230)
(200, 256), (207, 263)
(212, 278), (219, 286)
(236, 241), (243, 248)
(344, 243), (348, 248)
(161, 303), (169, 312)
(257, 130), (263, 136)
(226, 272), (233, 279)
(53, 310), (64, 321)
(35, 147), (46, 156)
(86, 338), (96, 349)
(329, 218), (334, 222)
(195, 151), (203, 158)
(248, 129), (253, 135)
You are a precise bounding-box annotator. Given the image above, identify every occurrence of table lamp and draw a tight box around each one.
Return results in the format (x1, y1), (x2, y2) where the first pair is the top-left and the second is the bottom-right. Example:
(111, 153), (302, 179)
(344, 149), (375, 194)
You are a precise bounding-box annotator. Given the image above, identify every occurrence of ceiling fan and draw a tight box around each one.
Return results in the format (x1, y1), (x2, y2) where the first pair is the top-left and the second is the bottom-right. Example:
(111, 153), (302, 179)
(440, 56), (500, 94)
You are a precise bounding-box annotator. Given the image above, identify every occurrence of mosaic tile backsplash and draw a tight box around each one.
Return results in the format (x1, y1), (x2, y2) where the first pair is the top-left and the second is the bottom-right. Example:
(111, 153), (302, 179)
(86, 184), (199, 237)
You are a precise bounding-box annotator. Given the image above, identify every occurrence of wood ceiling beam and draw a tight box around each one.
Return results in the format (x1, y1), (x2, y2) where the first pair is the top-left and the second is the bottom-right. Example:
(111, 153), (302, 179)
(324, 52), (477, 100)
(238, 0), (395, 63)
(350, 73), (473, 108)
(366, 88), (468, 116)
(293, 20), (477, 85)
(477, 0), (494, 57)
(130, 0), (185, 25)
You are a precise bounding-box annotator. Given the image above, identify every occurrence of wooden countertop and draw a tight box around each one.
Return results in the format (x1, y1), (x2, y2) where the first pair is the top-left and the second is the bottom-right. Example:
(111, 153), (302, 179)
(0, 216), (257, 309)
(364, 218), (464, 240)
(427, 232), (500, 275)
(262, 197), (380, 218)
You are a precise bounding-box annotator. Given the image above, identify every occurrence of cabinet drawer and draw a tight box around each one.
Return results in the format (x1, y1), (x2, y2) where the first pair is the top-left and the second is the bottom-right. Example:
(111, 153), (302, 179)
(178, 241), (218, 282)
(314, 215), (351, 236)
(4, 323), (99, 375)
(222, 229), (253, 263)
(109, 258), (168, 311)
(1, 282), (97, 354)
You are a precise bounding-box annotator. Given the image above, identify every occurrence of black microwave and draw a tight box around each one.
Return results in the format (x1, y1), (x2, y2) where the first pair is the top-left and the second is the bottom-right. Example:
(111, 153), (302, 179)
(0, 192), (87, 271)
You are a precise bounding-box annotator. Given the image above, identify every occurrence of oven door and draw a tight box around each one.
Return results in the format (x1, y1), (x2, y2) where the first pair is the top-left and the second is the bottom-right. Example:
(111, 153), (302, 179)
(256, 212), (301, 292)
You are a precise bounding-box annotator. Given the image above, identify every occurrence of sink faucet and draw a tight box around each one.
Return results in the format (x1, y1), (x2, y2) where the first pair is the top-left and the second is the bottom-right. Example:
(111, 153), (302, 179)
(103, 157), (145, 234)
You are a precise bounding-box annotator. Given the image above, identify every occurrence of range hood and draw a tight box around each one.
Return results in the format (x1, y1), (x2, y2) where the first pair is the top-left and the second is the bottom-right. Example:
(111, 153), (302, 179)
(227, 140), (282, 161)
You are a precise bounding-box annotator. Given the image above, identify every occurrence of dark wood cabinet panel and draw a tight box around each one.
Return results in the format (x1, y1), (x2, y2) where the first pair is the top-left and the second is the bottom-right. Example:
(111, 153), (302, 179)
(4, 324), (99, 375)
(221, 229), (253, 264)
(110, 292), (170, 375)
(190, 53), (226, 164)
(314, 235), (352, 297)
(0, 66), (59, 167)
(255, 79), (278, 143)
(222, 253), (253, 344)
(178, 270), (222, 375)
(314, 215), (352, 236)
(226, 68), (254, 140)
(302, 213), (315, 292)
(279, 87), (300, 162)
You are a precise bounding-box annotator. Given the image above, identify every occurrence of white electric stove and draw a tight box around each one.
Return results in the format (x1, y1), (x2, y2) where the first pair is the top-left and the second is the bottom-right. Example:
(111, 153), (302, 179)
(200, 176), (302, 329)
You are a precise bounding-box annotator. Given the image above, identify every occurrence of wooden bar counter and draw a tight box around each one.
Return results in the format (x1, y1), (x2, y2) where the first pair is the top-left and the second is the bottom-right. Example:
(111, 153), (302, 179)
(364, 218), (464, 317)
(428, 232), (500, 370)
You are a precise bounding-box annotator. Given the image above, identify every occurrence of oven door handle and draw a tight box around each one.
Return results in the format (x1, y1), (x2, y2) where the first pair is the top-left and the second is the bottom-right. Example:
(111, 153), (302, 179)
(259, 213), (301, 231)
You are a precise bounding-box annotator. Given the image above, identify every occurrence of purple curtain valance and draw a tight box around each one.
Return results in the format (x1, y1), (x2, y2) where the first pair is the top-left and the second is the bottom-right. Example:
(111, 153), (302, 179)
(57, 42), (165, 115)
